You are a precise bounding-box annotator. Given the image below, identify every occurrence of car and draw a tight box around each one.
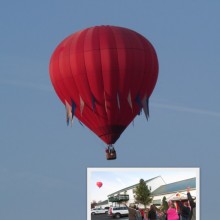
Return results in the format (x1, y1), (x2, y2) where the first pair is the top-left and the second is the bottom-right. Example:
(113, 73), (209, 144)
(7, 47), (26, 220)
(104, 207), (110, 213)
(108, 206), (129, 219)
(91, 207), (107, 215)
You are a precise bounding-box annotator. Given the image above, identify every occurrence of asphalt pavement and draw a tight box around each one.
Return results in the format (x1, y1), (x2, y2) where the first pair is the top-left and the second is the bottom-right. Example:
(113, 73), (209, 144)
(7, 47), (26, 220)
(91, 214), (128, 220)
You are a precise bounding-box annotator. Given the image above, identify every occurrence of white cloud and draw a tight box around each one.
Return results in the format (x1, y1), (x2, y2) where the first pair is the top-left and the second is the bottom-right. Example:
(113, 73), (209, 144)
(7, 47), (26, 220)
(152, 101), (220, 117)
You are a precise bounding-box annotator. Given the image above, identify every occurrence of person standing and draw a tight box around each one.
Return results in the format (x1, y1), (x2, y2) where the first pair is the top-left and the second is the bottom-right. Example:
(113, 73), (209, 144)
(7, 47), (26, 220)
(136, 207), (143, 220)
(176, 200), (190, 220)
(148, 205), (157, 220)
(144, 208), (149, 220)
(187, 187), (196, 220)
(139, 208), (145, 220)
(166, 200), (179, 220)
(123, 203), (138, 220)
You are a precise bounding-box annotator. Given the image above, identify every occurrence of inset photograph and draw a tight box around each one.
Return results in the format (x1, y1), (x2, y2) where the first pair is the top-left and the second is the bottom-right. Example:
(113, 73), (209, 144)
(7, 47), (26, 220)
(87, 168), (199, 220)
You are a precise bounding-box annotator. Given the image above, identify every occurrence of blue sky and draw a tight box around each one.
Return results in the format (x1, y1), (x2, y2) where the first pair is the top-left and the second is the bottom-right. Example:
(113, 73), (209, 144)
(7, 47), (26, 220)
(0, 1), (220, 219)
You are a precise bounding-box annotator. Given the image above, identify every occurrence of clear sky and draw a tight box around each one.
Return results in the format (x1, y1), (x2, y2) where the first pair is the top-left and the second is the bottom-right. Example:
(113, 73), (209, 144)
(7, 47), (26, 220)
(88, 168), (198, 202)
(0, 1), (220, 220)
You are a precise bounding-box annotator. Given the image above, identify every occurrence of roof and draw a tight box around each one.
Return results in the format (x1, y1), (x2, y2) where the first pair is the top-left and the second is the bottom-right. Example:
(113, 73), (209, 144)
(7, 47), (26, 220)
(151, 177), (196, 196)
(97, 200), (108, 205)
(108, 176), (162, 197)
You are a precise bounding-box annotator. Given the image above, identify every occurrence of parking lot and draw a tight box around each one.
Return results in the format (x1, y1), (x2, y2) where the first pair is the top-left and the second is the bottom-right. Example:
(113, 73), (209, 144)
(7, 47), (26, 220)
(91, 214), (128, 220)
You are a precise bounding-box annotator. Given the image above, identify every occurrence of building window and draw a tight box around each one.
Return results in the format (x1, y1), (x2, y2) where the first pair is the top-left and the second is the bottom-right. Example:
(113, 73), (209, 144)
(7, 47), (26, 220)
(153, 199), (161, 205)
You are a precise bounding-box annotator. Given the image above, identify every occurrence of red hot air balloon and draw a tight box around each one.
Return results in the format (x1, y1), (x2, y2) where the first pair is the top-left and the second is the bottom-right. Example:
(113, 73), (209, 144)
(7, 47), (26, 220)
(96, 182), (103, 188)
(49, 25), (159, 159)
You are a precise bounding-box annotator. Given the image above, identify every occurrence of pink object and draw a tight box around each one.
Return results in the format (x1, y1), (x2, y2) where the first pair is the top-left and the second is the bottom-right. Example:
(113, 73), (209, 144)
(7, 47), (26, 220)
(96, 182), (103, 188)
(167, 208), (179, 220)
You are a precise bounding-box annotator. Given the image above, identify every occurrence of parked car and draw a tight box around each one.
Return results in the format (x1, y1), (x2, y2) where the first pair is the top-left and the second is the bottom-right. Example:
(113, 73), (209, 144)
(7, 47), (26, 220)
(91, 207), (106, 215)
(104, 207), (110, 213)
(108, 206), (129, 219)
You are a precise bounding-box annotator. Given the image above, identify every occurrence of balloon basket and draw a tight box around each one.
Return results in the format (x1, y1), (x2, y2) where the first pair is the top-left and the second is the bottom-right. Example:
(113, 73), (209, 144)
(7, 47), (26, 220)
(106, 151), (117, 160)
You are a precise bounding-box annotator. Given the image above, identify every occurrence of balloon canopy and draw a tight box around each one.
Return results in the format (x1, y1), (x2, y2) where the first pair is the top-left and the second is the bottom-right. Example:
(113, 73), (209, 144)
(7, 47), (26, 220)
(49, 25), (158, 145)
(96, 182), (103, 188)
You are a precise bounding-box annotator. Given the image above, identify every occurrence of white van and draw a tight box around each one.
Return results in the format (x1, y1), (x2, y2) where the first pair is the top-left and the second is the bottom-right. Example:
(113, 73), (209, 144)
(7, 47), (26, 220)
(108, 206), (129, 219)
(91, 207), (106, 215)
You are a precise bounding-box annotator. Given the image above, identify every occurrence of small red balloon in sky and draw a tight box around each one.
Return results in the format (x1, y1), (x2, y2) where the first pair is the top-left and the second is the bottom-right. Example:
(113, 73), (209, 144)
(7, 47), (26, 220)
(96, 182), (103, 188)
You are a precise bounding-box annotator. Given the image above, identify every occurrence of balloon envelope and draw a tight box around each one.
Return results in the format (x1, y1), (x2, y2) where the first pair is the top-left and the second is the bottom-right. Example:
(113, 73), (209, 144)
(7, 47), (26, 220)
(96, 182), (103, 188)
(49, 25), (158, 144)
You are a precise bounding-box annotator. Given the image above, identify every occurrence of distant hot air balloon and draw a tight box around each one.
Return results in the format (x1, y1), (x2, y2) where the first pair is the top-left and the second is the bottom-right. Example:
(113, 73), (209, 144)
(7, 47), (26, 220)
(96, 182), (103, 188)
(49, 25), (159, 160)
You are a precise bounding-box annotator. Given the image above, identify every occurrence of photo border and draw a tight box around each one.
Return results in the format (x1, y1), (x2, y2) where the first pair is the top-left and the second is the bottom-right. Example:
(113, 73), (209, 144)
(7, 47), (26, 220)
(87, 167), (200, 220)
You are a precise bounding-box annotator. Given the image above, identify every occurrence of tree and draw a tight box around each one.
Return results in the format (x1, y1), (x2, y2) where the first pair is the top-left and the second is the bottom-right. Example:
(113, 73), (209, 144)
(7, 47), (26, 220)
(161, 196), (168, 211)
(134, 179), (152, 209)
(91, 200), (97, 209)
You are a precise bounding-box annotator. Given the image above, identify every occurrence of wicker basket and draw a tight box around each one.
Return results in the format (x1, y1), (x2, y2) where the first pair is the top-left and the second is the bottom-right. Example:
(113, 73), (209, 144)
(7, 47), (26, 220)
(106, 151), (117, 160)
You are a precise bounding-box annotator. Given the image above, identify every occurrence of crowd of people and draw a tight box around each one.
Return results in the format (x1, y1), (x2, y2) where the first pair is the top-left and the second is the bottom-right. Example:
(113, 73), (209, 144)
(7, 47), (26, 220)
(124, 187), (196, 220)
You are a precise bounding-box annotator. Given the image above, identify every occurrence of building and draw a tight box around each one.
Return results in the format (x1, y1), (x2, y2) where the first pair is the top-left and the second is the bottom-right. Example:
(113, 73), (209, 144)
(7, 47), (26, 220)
(94, 199), (109, 209)
(107, 176), (165, 206)
(151, 177), (196, 206)
(95, 176), (196, 209)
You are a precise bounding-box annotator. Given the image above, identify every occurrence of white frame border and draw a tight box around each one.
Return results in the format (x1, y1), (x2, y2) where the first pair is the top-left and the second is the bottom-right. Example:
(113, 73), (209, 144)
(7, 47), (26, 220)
(87, 167), (200, 220)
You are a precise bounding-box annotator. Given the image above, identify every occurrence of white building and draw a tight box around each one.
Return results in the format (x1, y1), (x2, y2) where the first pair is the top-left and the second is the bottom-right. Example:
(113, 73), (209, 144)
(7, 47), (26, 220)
(108, 176), (165, 206)
(151, 177), (196, 206)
